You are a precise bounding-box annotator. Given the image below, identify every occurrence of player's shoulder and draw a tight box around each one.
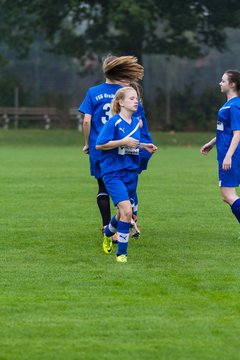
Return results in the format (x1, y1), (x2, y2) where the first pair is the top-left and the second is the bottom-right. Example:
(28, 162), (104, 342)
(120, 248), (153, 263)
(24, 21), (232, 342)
(220, 98), (240, 114)
(87, 83), (105, 94)
(109, 114), (121, 126)
(88, 83), (122, 100)
(228, 96), (240, 107)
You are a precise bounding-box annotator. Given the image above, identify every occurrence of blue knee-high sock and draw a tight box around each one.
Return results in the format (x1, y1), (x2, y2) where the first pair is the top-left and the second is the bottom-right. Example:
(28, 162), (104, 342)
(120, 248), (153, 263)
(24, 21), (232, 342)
(133, 193), (138, 217)
(117, 220), (130, 256)
(231, 198), (240, 223)
(104, 216), (118, 237)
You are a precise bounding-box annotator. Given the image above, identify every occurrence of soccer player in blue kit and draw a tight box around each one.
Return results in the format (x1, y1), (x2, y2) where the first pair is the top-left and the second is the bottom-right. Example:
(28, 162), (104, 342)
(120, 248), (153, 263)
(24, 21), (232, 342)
(79, 56), (153, 243)
(201, 69), (240, 223)
(96, 87), (157, 263)
(130, 81), (155, 232)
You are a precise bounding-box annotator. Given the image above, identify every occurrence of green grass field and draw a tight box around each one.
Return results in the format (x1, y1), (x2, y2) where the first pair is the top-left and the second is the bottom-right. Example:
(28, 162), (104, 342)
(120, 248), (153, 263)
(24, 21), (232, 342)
(1, 130), (240, 360)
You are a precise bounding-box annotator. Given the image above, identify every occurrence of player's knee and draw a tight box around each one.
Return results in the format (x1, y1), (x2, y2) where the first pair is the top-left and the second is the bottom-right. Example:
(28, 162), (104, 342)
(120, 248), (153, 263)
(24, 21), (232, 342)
(126, 209), (132, 221)
(220, 190), (234, 205)
(121, 208), (132, 222)
(220, 192), (228, 203)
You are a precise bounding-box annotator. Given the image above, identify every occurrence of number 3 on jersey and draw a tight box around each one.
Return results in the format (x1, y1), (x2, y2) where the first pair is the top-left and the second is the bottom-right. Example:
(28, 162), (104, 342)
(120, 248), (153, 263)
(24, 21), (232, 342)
(101, 103), (113, 124)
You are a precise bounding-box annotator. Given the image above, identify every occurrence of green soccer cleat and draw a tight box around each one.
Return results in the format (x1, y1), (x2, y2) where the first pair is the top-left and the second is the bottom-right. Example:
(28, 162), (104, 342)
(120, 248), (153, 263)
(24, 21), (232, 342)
(115, 254), (128, 263)
(103, 233), (113, 254)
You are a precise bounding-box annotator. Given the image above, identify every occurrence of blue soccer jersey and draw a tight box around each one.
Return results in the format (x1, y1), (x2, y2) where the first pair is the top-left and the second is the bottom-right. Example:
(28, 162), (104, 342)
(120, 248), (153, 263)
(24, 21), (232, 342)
(135, 103), (154, 173)
(135, 102), (153, 144)
(96, 114), (141, 177)
(216, 96), (240, 166)
(79, 83), (154, 178)
(79, 83), (122, 177)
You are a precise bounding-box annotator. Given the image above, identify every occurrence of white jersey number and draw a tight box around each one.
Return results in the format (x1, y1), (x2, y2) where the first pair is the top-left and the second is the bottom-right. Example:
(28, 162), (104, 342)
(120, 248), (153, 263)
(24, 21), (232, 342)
(101, 103), (113, 124)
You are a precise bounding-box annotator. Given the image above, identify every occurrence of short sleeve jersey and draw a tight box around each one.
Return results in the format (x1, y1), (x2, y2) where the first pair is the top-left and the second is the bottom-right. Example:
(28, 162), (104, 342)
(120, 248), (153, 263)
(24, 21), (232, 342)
(135, 102), (153, 173)
(216, 96), (240, 165)
(79, 83), (122, 161)
(135, 102), (153, 143)
(96, 114), (141, 176)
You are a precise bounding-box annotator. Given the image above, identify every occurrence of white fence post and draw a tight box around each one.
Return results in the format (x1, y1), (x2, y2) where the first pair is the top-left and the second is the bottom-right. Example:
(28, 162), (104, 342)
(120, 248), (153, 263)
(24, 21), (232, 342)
(44, 115), (51, 130)
(3, 114), (10, 129)
(14, 87), (19, 128)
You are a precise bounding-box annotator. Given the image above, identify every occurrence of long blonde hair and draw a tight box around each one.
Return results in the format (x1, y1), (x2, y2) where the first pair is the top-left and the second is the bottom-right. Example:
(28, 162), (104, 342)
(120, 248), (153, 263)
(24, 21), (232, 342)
(102, 55), (144, 82)
(111, 87), (136, 115)
(129, 80), (143, 103)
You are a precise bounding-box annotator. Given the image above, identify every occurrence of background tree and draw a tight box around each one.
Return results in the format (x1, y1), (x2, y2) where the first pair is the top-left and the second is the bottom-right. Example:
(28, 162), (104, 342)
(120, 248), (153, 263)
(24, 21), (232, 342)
(1, 0), (240, 64)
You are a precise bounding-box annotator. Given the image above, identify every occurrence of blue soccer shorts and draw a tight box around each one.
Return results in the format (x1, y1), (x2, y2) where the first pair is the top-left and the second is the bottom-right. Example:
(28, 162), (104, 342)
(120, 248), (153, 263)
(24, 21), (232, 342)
(103, 170), (138, 206)
(218, 164), (240, 187)
(89, 156), (102, 179)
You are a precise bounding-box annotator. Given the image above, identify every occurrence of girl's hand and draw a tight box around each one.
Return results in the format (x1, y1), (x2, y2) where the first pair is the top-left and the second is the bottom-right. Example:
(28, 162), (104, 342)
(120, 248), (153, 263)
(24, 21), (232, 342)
(145, 143), (158, 154)
(200, 143), (213, 155)
(222, 154), (232, 171)
(124, 137), (140, 148)
(83, 145), (89, 154)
